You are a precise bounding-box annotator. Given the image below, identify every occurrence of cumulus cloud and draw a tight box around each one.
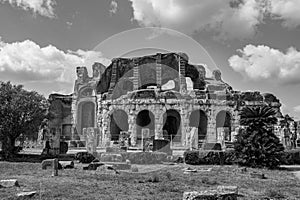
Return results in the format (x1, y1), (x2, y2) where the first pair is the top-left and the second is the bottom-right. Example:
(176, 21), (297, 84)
(0, 0), (56, 18)
(0, 38), (109, 94)
(129, 0), (265, 40)
(228, 44), (300, 84)
(293, 105), (300, 113)
(129, 0), (300, 40)
(109, 0), (118, 15)
(269, 0), (300, 28)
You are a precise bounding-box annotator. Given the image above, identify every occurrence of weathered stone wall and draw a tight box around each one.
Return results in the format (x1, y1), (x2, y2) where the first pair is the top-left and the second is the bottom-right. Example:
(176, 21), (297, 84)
(48, 94), (73, 140)
(94, 52), (282, 149)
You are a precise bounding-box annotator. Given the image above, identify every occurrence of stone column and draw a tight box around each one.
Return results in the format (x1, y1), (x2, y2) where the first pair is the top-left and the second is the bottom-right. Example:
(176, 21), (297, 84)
(128, 114), (137, 146)
(206, 109), (217, 143)
(181, 109), (189, 146)
(71, 95), (78, 140)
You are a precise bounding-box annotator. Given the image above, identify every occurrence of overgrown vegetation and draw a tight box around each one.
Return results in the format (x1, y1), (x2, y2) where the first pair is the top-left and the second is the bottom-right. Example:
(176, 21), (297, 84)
(0, 162), (299, 199)
(234, 106), (284, 169)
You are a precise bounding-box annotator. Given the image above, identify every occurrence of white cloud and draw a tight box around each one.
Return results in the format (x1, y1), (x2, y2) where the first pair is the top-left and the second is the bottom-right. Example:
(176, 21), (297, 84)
(0, 0), (56, 18)
(228, 44), (300, 84)
(129, 0), (265, 40)
(293, 105), (300, 113)
(0, 38), (109, 94)
(269, 0), (300, 28)
(109, 0), (118, 15)
(129, 0), (300, 40)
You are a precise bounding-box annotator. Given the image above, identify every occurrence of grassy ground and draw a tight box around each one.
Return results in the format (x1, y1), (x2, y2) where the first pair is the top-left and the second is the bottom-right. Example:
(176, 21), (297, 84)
(0, 162), (300, 200)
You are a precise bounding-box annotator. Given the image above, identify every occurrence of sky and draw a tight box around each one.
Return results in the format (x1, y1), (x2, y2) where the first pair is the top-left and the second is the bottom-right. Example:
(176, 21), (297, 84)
(0, 0), (300, 119)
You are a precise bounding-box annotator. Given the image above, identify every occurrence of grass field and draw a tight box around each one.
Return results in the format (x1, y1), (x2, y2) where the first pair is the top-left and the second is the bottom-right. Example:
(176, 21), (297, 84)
(0, 162), (300, 200)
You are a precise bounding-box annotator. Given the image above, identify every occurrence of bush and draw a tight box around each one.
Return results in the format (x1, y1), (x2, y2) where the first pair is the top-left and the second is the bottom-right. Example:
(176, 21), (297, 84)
(184, 150), (201, 165)
(280, 149), (300, 165)
(234, 106), (284, 169)
(184, 150), (237, 165)
(234, 128), (284, 169)
(75, 152), (95, 163)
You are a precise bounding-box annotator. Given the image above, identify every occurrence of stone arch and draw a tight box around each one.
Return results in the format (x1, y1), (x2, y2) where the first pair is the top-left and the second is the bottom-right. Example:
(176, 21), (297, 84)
(136, 110), (155, 143)
(163, 109), (181, 142)
(216, 110), (232, 141)
(189, 110), (208, 140)
(77, 101), (96, 136)
(110, 109), (129, 141)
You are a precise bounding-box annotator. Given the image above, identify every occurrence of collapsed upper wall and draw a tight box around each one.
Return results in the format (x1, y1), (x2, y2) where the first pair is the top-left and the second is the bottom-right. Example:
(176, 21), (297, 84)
(96, 52), (210, 94)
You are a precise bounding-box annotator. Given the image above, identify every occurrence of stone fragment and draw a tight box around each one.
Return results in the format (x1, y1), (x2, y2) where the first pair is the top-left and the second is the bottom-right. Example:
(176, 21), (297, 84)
(16, 191), (37, 198)
(250, 172), (266, 179)
(0, 179), (19, 188)
(41, 158), (58, 176)
(183, 186), (238, 200)
(100, 153), (123, 162)
(83, 162), (103, 170)
(97, 164), (120, 174)
(131, 166), (139, 172)
(103, 162), (131, 170)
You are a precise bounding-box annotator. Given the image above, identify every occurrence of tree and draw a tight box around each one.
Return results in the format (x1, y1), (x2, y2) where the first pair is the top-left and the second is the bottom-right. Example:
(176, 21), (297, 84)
(234, 106), (284, 169)
(0, 81), (48, 158)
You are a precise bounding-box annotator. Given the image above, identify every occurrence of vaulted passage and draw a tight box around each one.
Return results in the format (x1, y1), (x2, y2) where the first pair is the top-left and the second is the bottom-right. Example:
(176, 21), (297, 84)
(163, 109), (181, 142)
(189, 110), (207, 140)
(136, 110), (155, 141)
(110, 110), (129, 141)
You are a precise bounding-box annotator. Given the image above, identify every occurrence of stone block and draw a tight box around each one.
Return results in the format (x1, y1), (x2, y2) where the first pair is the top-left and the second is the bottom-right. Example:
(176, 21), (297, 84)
(100, 153), (123, 162)
(250, 172), (266, 179)
(103, 162), (131, 170)
(41, 158), (58, 176)
(183, 186), (238, 200)
(16, 191), (37, 198)
(0, 179), (19, 188)
(106, 146), (121, 153)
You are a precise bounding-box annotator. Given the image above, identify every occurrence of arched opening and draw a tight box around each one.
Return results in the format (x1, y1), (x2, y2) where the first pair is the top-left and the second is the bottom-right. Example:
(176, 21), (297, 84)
(216, 111), (231, 141)
(136, 110), (155, 143)
(110, 110), (129, 141)
(189, 110), (208, 140)
(78, 102), (95, 135)
(163, 109), (181, 142)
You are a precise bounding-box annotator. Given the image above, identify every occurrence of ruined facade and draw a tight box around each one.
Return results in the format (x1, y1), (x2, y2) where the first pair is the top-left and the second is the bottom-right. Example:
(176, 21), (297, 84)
(64, 52), (282, 149)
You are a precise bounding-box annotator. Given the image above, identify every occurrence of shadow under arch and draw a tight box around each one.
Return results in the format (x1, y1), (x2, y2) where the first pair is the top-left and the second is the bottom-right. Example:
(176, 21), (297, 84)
(189, 110), (208, 140)
(110, 109), (129, 141)
(163, 109), (181, 142)
(136, 110), (155, 143)
(216, 110), (232, 141)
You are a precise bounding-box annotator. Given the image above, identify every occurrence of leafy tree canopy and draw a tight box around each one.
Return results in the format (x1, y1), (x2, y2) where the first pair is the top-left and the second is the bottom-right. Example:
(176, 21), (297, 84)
(0, 81), (48, 156)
